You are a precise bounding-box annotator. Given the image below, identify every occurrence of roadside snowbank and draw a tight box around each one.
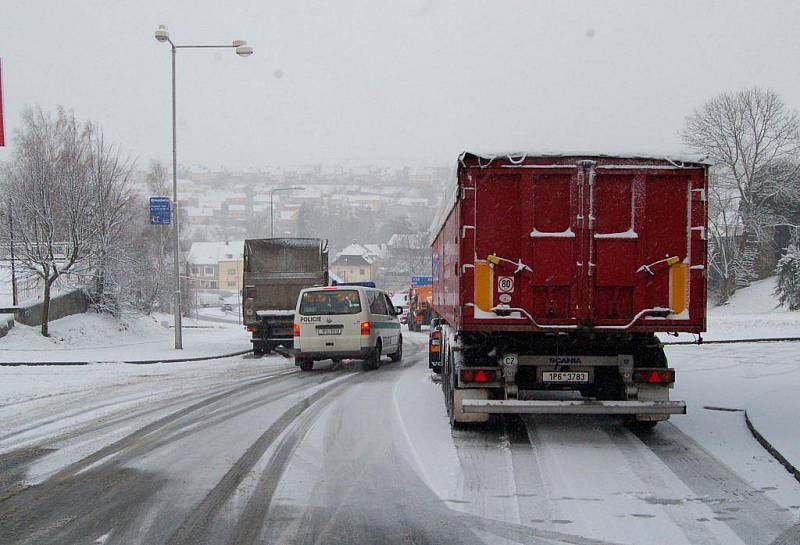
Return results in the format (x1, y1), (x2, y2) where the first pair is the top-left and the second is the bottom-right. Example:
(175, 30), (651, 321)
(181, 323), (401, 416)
(0, 311), (287, 408)
(0, 311), (250, 363)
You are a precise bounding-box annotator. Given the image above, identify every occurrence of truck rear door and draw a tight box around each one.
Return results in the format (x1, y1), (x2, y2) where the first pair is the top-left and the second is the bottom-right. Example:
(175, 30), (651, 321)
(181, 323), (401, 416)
(589, 162), (703, 328)
(471, 166), (582, 326)
(468, 159), (705, 330)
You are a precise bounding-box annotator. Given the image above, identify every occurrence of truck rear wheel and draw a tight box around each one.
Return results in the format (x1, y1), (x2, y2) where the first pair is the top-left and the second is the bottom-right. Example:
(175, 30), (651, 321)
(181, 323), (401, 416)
(625, 418), (659, 432)
(297, 358), (313, 372)
(445, 367), (469, 429)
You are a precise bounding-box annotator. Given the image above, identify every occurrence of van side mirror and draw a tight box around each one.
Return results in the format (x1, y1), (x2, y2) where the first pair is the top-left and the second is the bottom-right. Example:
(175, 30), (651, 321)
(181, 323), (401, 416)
(395, 306), (404, 316)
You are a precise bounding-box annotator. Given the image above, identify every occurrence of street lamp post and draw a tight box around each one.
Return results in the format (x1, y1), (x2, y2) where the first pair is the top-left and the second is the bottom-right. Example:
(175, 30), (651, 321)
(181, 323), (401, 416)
(155, 25), (253, 349)
(270, 186), (305, 238)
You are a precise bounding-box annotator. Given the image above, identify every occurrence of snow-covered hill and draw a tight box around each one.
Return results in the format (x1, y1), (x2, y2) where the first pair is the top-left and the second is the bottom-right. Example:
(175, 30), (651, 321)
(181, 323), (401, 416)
(713, 276), (787, 315)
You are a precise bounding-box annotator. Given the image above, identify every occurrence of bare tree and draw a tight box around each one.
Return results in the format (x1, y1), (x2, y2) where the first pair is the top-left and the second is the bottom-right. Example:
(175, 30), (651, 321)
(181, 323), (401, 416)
(682, 88), (800, 298)
(1, 107), (95, 335)
(85, 124), (137, 315)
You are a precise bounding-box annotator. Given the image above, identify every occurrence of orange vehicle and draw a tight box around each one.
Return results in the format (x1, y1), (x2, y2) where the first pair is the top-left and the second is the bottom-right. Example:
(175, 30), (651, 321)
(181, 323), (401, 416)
(407, 284), (433, 332)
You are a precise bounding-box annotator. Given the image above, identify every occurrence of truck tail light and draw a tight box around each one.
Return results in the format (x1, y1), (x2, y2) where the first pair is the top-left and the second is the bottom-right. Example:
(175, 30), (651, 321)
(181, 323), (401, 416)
(293, 323), (300, 337)
(245, 326), (256, 332)
(633, 368), (675, 384)
(460, 369), (497, 383)
(361, 321), (371, 336)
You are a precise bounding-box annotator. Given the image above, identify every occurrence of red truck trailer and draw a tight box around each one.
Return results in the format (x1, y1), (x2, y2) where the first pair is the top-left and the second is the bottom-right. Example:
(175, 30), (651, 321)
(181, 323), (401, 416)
(430, 152), (709, 429)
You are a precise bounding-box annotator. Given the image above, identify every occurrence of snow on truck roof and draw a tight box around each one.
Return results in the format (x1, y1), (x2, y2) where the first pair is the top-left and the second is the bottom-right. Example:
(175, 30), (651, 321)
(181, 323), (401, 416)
(427, 151), (711, 243)
(460, 150), (712, 166)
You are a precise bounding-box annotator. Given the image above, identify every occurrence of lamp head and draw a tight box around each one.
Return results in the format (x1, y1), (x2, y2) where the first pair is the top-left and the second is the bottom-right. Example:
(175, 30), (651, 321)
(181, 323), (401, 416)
(235, 42), (254, 57)
(155, 25), (170, 43)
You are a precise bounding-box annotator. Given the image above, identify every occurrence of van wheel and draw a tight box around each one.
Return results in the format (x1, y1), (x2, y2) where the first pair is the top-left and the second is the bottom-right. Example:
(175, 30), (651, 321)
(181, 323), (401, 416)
(362, 342), (381, 371)
(389, 336), (403, 362)
(298, 358), (313, 372)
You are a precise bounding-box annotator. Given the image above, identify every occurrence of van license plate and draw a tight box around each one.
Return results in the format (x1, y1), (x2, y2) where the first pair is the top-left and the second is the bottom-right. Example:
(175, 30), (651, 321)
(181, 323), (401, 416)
(542, 371), (590, 383)
(317, 328), (341, 336)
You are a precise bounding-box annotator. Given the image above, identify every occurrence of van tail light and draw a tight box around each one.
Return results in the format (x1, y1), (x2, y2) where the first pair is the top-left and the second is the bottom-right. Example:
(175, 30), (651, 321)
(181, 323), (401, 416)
(633, 368), (675, 385)
(361, 321), (371, 336)
(246, 326), (256, 333)
(430, 329), (441, 352)
(293, 323), (300, 337)
(460, 369), (497, 383)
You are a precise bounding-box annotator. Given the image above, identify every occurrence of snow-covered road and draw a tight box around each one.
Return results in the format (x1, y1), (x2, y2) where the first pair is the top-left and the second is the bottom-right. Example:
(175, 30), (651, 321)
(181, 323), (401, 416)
(1, 329), (798, 545)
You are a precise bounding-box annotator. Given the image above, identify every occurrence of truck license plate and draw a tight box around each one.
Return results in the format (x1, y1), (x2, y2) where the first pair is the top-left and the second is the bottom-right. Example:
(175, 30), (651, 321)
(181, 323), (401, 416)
(317, 328), (341, 336)
(542, 371), (590, 383)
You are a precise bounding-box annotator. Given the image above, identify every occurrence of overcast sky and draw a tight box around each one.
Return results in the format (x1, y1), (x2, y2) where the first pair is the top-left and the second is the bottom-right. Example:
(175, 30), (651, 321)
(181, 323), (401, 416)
(2, 0), (799, 169)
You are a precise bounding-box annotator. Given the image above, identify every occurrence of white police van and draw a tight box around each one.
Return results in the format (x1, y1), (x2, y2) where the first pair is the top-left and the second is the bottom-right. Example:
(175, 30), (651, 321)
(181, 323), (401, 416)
(293, 285), (402, 371)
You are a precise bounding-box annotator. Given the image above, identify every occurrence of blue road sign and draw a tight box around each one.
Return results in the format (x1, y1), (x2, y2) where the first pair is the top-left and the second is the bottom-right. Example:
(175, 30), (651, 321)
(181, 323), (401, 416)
(411, 275), (432, 287)
(150, 197), (171, 225)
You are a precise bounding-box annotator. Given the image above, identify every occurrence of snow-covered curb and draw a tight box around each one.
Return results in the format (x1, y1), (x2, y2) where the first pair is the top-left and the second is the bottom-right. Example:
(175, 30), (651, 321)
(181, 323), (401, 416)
(0, 348), (254, 366)
(745, 411), (800, 484)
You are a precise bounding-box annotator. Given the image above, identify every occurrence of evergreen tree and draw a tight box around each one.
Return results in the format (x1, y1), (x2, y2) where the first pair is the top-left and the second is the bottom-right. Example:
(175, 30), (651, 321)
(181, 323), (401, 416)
(775, 243), (800, 310)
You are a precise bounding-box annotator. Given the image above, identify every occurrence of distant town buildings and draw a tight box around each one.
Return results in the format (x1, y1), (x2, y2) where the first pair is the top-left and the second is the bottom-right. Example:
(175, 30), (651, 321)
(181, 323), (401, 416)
(330, 243), (386, 283)
(134, 164), (452, 255)
(187, 240), (244, 291)
(146, 164), (446, 294)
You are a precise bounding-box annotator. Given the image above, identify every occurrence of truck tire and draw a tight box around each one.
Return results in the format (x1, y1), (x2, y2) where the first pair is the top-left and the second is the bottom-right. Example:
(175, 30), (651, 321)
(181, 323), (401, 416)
(298, 358), (313, 372)
(362, 342), (381, 371)
(625, 418), (659, 432)
(445, 362), (468, 429)
(389, 336), (403, 362)
(253, 343), (265, 357)
(626, 339), (667, 432)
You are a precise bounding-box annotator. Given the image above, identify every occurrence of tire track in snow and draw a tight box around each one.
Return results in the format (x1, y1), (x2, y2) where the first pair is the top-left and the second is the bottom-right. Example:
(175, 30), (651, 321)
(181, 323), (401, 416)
(0, 367), (356, 544)
(635, 422), (795, 545)
(599, 422), (735, 545)
(164, 378), (353, 545)
(0, 367), (297, 447)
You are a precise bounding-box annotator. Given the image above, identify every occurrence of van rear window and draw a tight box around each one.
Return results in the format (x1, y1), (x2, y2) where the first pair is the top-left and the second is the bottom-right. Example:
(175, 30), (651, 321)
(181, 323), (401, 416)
(299, 290), (362, 315)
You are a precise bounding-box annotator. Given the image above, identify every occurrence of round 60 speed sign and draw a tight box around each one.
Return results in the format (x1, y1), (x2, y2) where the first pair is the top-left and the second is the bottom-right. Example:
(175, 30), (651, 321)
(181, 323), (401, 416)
(498, 276), (514, 293)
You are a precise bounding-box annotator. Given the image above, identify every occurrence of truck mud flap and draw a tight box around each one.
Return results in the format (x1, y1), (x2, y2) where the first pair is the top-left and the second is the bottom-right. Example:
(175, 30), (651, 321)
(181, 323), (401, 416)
(461, 399), (687, 415)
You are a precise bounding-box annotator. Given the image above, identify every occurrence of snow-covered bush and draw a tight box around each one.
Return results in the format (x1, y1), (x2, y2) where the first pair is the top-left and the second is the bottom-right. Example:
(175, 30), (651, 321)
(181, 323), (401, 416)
(775, 244), (800, 310)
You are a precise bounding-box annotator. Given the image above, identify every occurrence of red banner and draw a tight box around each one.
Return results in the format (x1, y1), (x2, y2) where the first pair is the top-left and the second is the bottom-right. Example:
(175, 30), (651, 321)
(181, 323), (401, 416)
(0, 58), (5, 146)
